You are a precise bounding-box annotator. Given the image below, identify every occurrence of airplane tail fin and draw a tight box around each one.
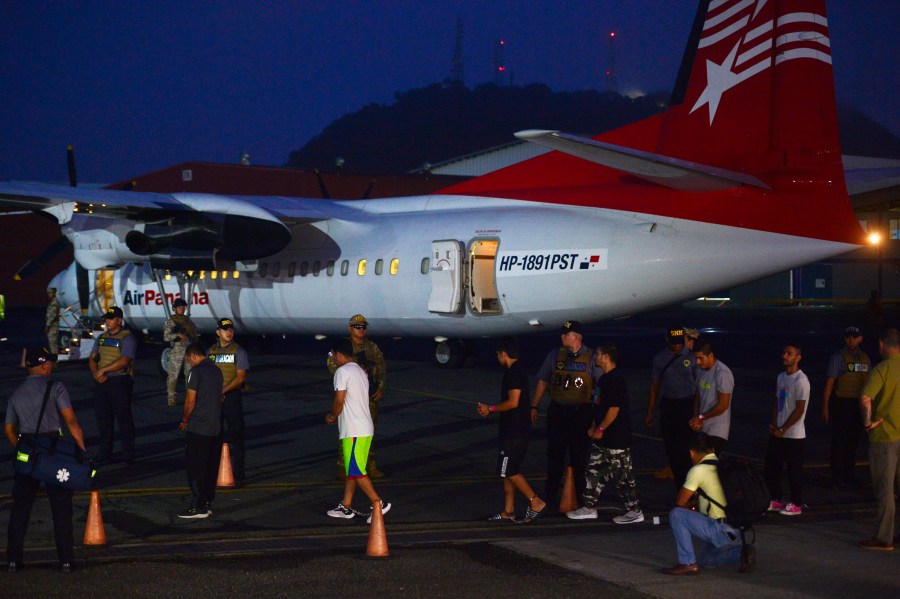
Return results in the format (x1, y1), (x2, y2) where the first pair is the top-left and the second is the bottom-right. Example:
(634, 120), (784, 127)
(442, 0), (863, 245)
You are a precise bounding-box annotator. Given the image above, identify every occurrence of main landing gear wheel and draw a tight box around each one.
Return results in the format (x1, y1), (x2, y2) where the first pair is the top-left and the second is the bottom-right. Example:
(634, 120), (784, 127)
(159, 347), (172, 377)
(433, 339), (466, 369)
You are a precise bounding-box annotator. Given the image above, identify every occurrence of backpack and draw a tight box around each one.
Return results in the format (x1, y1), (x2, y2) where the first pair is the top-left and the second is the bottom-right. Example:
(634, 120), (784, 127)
(696, 457), (770, 542)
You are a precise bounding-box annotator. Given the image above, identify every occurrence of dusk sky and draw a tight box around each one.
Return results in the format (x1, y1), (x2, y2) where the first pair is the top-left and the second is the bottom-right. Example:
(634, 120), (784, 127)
(1, 1), (897, 184)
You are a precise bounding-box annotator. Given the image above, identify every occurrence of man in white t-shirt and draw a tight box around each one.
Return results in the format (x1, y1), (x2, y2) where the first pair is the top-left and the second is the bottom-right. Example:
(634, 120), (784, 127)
(764, 344), (810, 516)
(689, 340), (734, 455)
(324, 338), (391, 523)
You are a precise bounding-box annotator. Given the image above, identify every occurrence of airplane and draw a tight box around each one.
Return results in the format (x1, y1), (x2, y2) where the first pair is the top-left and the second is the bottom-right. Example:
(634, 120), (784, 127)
(1, 0), (866, 368)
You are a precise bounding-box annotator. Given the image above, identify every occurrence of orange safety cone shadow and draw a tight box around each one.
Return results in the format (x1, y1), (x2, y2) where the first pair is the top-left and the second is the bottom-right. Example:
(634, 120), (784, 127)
(363, 500), (390, 559)
(558, 466), (578, 513)
(84, 491), (107, 545)
(217, 442), (235, 488)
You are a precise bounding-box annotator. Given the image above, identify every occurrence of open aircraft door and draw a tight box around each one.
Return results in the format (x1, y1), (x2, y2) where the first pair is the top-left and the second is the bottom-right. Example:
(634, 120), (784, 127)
(428, 240), (464, 314)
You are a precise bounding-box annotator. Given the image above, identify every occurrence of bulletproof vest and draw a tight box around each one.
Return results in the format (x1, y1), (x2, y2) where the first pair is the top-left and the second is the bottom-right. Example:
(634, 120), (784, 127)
(551, 347), (593, 405)
(96, 329), (133, 375)
(209, 342), (241, 386)
(171, 313), (198, 341)
(834, 349), (870, 398)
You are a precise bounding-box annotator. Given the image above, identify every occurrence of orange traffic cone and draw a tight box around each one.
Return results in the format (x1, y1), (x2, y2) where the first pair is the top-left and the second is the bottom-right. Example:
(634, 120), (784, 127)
(558, 466), (578, 513)
(217, 443), (235, 488)
(83, 491), (107, 545)
(365, 500), (390, 558)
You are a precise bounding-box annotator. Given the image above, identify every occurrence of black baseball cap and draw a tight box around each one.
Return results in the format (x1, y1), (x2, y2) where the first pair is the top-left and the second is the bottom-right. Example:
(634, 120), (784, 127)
(104, 306), (124, 320)
(844, 326), (862, 337)
(666, 326), (685, 344)
(560, 321), (584, 335)
(216, 318), (235, 330)
(24, 346), (58, 368)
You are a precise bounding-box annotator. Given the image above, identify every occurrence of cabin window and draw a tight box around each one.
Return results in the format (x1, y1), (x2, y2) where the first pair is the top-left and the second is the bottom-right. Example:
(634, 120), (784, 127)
(390, 258), (399, 275)
(300, 261), (309, 277)
(258, 262), (268, 277)
(272, 262), (281, 278)
(341, 260), (349, 276)
(327, 260), (335, 276)
(420, 257), (430, 274)
(287, 262), (296, 277)
(357, 259), (367, 276)
(374, 259), (384, 275)
(313, 261), (322, 276)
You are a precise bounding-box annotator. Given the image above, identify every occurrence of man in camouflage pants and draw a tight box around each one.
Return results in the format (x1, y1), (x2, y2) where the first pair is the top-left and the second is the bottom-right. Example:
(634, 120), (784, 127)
(567, 342), (644, 524)
(45, 287), (61, 354)
(164, 298), (198, 407)
(327, 314), (387, 478)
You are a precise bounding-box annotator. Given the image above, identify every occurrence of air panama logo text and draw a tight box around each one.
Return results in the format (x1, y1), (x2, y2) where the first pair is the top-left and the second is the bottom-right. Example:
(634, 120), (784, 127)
(691, 0), (831, 124)
(122, 290), (209, 306)
(497, 249), (608, 277)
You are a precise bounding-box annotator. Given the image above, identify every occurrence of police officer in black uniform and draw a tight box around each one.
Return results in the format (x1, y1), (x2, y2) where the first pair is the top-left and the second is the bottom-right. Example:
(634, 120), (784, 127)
(531, 321), (603, 508)
(5, 347), (86, 572)
(89, 306), (137, 464)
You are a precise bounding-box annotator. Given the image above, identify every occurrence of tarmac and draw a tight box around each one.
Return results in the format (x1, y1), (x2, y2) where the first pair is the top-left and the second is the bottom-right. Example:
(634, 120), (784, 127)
(1, 307), (898, 597)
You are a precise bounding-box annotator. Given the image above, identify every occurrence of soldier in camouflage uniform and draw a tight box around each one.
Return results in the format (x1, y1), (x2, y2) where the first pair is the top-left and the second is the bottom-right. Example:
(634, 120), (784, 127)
(164, 298), (198, 407)
(327, 314), (387, 478)
(44, 287), (61, 354)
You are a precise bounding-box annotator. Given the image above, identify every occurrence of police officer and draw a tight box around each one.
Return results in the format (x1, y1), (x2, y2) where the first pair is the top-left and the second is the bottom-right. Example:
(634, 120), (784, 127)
(90, 306), (137, 465)
(209, 318), (249, 483)
(530, 321), (602, 508)
(45, 287), (61, 354)
(646, 326), (698, 487)
(5, 347), (86, 572)
(327, 314), (387, 477)
(164, 297), (198, 407)
(822, 326), (870, 488)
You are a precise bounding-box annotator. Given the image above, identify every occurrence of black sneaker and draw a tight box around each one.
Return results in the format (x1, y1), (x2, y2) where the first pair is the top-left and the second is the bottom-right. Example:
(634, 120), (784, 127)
(739, 544), (757, 573)
(177, 506), (210, 519)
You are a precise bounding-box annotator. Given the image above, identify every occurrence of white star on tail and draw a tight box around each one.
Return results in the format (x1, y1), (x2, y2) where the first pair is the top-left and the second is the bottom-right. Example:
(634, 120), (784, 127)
(690, 42), (741, 124)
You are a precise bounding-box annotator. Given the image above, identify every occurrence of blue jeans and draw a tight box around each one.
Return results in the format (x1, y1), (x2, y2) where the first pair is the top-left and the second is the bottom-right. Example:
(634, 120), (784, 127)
(669, 507), (742, 567)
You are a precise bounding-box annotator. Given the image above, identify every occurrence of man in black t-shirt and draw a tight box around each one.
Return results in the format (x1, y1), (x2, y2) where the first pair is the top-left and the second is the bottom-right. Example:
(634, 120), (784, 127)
(566, 342), (644, 524)
(177, 343), (224, 519)
(478, 337), (548, 523)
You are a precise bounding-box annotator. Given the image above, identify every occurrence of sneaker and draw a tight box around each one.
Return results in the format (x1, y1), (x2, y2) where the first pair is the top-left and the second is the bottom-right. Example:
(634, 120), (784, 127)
(177, 506), (210, 519)
(767, 500), (786, 512)
(326, 502), (356, 519)
(366, 500), (392, 524)
(779, 503), (802, 516)
(739, 544), (757, 573)
(566, 506), (598, 520)
(613, 510), (645, 524)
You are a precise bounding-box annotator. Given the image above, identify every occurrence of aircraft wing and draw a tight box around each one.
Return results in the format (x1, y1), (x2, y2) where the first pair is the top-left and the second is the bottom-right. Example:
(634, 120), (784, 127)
(515, 130), (770, 192)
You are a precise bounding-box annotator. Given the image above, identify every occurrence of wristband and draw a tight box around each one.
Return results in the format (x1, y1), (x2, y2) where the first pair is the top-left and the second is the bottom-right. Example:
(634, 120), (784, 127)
(697, 414), (705, 421)
(489, 405), (496, 413)
(182, 418), (188, 423)
(597, 427), (604, 433)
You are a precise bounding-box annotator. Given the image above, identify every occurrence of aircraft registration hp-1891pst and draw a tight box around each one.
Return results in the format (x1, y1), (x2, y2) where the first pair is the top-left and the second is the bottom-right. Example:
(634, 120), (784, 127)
(1, 0), (865, 367)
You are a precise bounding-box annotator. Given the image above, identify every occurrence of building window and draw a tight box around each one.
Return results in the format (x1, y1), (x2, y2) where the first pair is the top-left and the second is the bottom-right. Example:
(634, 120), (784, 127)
(374, 259), (384, 275)
(890, 218), (899, 240)
(341, 260), (349, 276)
(300, 261), (309, 277)
(420, 257), (430, 274)
(287, 262), (296, 277)
(327, 260), (335, 276)
(357, 259), (367, 276)
(390, 258), (399, 275)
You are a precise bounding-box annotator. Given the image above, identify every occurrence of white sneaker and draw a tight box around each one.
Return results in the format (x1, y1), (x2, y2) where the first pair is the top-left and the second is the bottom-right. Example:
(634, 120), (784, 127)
(566, 506), (598, 520)
(613, 510), (645, 524)
(366, 500), (392, 524)
(326, 502), (356, 519)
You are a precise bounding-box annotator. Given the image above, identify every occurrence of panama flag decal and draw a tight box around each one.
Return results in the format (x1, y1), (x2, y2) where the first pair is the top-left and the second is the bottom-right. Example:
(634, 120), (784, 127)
(580, 255), (603, 270)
